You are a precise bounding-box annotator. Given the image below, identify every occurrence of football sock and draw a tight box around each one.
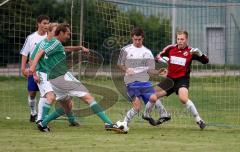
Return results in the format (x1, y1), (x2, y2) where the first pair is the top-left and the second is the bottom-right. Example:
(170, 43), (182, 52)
(90, 101), (112, 124)
(144, 101), (154, 117)
(37, 97), (47, 121)
(42, 107), (65, 127)
(155, 99), (168, 117)
(28, 95), (37, 115)
(124, 108), (138, 125)
(41, 102), (51, 121)
(66, 111), (77, 124)
(185, 99), (201, 122)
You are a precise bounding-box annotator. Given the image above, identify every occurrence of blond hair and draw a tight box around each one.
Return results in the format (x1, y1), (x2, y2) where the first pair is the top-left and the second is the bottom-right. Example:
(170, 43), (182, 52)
(176, 30), (188, 39)
(48, 22), (58, 32)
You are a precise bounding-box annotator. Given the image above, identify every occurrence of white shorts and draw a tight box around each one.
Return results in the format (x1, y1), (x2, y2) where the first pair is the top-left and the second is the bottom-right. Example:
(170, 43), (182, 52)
(36, 71), (54, 97)
(50, 72), (88, 101)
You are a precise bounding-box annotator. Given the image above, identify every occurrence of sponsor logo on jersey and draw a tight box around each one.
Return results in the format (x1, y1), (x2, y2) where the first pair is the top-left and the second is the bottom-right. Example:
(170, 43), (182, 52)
(170, 56), (186, 66)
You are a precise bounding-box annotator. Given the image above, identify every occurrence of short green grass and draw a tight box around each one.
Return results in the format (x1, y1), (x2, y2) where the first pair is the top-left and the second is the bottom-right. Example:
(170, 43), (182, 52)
(0, 76), (240, 152)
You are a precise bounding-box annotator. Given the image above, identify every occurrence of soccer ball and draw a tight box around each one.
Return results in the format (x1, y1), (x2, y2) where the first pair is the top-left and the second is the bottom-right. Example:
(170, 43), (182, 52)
(116, 120), (129, 134)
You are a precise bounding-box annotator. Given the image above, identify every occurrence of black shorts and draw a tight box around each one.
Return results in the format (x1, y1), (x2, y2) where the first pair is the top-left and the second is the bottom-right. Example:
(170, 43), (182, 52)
(158, 77), (189, 96)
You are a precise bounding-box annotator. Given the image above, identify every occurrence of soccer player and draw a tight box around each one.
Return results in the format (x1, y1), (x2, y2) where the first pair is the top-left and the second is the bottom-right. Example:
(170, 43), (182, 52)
(30, 23), (121, 132)
(117, 27), (170, 127)
(30, 22), (79, 127)
(155, 30), (209, 129)
(20, 15), (49, 122)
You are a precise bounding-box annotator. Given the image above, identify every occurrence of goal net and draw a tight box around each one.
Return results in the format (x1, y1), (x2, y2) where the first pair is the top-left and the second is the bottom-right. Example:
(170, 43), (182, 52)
(1, 0), (240, 128)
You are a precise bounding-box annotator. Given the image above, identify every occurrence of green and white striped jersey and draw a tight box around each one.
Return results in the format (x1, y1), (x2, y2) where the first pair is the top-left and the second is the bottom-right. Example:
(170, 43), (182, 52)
(30, 38), (48, 73)
(43, 38), (68, 80)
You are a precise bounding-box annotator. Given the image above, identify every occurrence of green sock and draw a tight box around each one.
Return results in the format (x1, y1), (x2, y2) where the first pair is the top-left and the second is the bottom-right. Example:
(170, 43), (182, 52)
(42, 107), (65, 127)
(66, 111), (76, 124)
(41, 103), (51, 120)
(90, 101), (112, 124)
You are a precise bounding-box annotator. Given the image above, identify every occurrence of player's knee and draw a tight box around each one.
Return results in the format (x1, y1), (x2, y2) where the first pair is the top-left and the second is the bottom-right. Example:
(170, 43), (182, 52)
(179, 96), (188, 104)
(81, 93), (94, 104)
(155, 88), (166, 98)
(46, 92), (56, 103)
(149, 95), (157, 102)
(133, 100), (141, 112)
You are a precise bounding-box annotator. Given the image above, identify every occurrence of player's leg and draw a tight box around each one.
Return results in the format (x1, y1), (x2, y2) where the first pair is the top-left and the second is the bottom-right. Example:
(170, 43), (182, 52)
(79, 93), (122, 132)
(37, 91), (56, 132)
(122, 83), (142, 126)
(27, 75), (39, 122)
(155, 77), (174, 98)
(123, 97), (141, 126)
(40, 99), (69, 128)
(80, 93), (112, 125)
(36, 72), (52, 123)
(36, 97), (48, 123)
(141, 85), (159, 126)
(153, 80), (174, 125)
(142, 96), (157, 126)
(154, 99), (171, 125)
(49, 72), (120, 131)
(178, 87), (206, 129)
(60, 98), (80, 126)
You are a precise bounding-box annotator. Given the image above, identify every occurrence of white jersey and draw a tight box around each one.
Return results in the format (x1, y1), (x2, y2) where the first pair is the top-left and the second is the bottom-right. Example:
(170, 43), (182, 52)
(20, 31), (47, 57)
(118, 44), (155, 84)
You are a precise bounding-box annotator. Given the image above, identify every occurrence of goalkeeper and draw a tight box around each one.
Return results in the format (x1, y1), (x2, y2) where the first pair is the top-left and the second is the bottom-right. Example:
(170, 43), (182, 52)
(155, 30), (209, 129)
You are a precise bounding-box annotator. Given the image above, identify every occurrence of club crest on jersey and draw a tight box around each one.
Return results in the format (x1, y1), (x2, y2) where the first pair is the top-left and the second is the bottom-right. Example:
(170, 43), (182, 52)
(183, 51), (188, 56)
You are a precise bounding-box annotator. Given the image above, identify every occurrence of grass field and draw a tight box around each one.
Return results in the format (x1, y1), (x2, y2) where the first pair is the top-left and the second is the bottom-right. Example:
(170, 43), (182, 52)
(0, 76), (240, 152)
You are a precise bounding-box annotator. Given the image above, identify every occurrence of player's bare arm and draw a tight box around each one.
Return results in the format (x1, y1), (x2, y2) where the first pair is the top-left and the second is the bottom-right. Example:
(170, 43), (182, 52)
(64, 46), (89, 53)
(21, 55), (28, 77)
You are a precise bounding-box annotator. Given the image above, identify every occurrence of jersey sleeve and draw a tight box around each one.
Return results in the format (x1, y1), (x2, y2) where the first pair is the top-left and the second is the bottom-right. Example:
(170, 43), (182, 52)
(159, 44), (176, 57)
(117, 49), (127, 66)
(43, 40), (61, 56)
(20, 36), (31, 57)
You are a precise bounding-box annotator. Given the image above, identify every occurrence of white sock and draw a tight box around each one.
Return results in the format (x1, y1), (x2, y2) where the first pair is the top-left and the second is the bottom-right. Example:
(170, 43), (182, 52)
(124, 108), (138, 125)
(185, 99), (201, 122)
(143, 102), (154, 117)
(28, 96), (37, 115)
(37, 97), (47, 121)
(155, 99), (168, 117)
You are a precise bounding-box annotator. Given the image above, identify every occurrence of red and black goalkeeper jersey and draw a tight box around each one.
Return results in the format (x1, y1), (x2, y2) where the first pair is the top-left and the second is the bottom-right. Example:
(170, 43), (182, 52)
(159, 44), (209, 79)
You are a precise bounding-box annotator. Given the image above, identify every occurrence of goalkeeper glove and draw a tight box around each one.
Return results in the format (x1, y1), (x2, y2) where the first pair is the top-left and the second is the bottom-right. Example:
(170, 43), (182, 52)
(190, 48), (203, 57)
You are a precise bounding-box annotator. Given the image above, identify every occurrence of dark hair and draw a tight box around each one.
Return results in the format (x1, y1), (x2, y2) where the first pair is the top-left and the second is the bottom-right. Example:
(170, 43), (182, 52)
(36, 15), (50, 23)
(131, 27), (144, 38)
(55, 23), (70, 36)
(176, 30), (189, 38)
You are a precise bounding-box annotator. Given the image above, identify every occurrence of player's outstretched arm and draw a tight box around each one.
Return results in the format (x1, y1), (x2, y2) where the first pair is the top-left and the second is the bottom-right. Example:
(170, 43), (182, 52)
(64, 46), (89, 53)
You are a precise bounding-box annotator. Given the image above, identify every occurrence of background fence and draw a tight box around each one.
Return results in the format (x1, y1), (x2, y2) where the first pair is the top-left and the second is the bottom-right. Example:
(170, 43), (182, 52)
(1, 0), (240, 128)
